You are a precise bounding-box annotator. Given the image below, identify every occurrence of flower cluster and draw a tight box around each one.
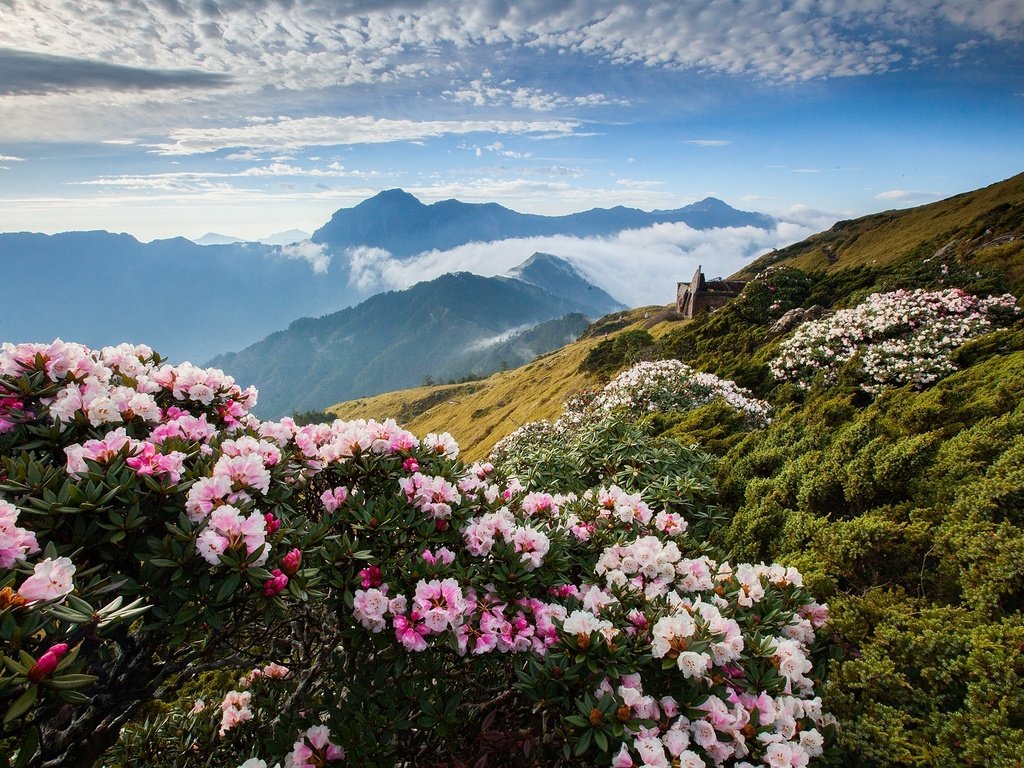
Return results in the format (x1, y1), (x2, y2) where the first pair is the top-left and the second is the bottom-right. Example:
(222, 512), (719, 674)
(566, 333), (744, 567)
(491, 360), (770, 466)
(770, 288), (1019, 392)
(1, 338), (832, 767)
(589, 360), (772, 425)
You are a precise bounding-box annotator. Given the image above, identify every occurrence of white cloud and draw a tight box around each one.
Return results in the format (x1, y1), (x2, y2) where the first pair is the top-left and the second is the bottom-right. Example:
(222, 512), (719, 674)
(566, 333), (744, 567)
(686, 140), (730, 147)
(0, 154), (26, 161)
(71, 162), (392, 189)
(279, 240), (331, 274)
(615, 179), (665, 190)
(1, 0), (1016, 111)
(341, 220), (817, 307)
(146, 115), (582, 155)
(874, 189), (942, 204)
(875, 189), (913, 200)
(443, 73), (627, 111)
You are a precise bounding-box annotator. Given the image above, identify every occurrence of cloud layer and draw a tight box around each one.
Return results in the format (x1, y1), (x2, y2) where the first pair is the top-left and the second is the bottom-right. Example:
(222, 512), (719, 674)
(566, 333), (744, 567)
(2, 0), (1018, 101)
(344, 219), (819, 307)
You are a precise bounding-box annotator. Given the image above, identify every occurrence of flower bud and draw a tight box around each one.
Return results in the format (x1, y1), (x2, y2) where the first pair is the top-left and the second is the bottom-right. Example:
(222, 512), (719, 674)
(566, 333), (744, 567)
(280, 548), (302, 576)
(263, 513), (281, 534)
(27, 643), (70, 682)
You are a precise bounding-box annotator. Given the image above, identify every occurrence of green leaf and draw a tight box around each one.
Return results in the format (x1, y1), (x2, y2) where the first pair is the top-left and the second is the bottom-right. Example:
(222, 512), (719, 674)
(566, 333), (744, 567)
(574, 728), (593, 757)
(594, 729), (609, 753)
(216, 572), (241, 603)
(4, 685), (38, 724)
(45, 674), (98, 690)
(13, 725), (38, 768)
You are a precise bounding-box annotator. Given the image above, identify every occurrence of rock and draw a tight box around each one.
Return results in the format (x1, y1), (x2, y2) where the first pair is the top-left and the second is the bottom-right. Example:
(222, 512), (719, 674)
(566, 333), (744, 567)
(768, 305), (829, 338)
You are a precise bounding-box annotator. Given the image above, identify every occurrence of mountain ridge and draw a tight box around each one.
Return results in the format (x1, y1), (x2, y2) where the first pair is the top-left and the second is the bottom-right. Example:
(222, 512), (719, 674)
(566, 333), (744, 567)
(209, 254), (624, 418)
(312, 188), (774, 258)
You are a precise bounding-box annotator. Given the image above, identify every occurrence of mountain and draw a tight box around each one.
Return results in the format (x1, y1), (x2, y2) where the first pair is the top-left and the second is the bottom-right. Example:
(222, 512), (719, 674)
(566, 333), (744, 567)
(0, 190), (769, 363)
(737, 171), (1024, 291)
(208, 263), (620, 418)
(507, 252), (625, 317)
(331, 171), (1024, 459)
(259, 229), (311, 245)
(311, 189), (774, 257)
(193, 232), (246, 245)
(0, 231), (350, 363)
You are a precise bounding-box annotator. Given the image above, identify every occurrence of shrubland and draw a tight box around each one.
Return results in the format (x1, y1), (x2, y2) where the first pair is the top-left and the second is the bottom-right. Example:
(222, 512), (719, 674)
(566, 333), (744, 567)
(0, 341), (835, 767)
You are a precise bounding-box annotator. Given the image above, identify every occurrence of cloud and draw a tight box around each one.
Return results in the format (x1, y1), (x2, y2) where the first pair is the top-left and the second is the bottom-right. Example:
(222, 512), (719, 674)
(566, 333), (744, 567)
(615, 179), (665, 190)
(72, 162), (392, 189)
(443, 73), (627, 111)
(0, 0), (1016, 112)
(0, 154), (25, 161)
(874, 189), (942, 204)
(279, 240), (331, 274)
(340, 219), (820, 307)
(686, 139), (731, 147)
(0, 47), (231, 96)
(146, 115), (582, 155)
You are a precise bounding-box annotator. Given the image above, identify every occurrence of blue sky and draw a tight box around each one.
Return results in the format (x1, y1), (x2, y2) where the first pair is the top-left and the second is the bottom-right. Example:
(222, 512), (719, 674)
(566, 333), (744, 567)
(0, 0), (1022, 242)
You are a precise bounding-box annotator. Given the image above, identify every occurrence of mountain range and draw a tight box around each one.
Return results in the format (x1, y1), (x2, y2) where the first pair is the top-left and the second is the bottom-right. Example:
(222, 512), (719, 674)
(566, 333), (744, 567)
(311, 189), (774, 257)
(0, 190), (773, 363)
(208, 253), (624, 418)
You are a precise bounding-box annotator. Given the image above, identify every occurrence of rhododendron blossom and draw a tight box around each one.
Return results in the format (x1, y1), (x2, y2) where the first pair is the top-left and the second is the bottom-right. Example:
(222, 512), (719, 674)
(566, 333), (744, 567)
(17, 556), (75, 602)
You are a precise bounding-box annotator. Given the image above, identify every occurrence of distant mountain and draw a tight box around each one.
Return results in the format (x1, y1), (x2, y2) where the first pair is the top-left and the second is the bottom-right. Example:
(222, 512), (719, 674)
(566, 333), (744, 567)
(193, 229), (311, 246)
(1, 190), (771, 363)
(193, 232), (246, 245)
(259, 229), (310, 245)
(508, 252), (625, 317)
(311, 189), (774, 258)
(209, 256), (620, 418)
(0, 231), (350, 363)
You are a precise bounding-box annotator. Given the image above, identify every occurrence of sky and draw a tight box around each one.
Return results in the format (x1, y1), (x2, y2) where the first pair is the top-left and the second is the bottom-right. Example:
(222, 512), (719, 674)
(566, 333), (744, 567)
(0, 0), (1023, 244)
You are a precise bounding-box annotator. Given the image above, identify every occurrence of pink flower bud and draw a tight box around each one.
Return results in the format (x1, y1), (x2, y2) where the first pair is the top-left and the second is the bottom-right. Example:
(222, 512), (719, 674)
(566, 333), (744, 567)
(263, 569), (288, 597)
(402, 458), (420, 473)
(280, 548), (302, 576)
(263, 513), (281, 534)
(27, 643), (70, 683)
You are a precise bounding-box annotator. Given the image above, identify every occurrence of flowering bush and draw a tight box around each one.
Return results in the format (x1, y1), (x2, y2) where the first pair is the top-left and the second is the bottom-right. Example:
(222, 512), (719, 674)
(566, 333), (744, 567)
(769, 288), (1019, 392)
(1, 340), (833, 767)
(493, 359), (771, 471)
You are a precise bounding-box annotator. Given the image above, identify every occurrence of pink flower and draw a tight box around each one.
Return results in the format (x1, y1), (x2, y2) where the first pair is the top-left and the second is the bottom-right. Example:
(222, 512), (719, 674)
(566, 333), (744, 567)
(280, 548), (302, 576)
(358, 565), (382, 588)
(0, 500), (39, 568)
(263, 512), (281, 534)
(320, 486), (349, 513)
(263, 569), (288, 597)
(420, 547), (455, 567)
(393, 611), (430, 652)
(218, 690), (253, 736)
(413, 578), (466, 633)
(27, 642), (69, 682)
(18, 557), (75, 602)
(402, 457), (420, 473)
(287, 724), (345, 767)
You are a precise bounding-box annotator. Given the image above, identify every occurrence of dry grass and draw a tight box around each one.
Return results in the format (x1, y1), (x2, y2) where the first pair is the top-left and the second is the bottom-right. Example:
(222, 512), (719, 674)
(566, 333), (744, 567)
(329, 306), (672, 460)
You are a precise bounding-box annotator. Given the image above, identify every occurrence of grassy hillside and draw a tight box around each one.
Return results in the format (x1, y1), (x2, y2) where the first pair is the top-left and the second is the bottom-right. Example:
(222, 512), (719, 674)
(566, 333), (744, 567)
(739, 171), (1024, 293)
(323, 173), (1024, 765)
(329, 306), (670, 459)
(331, 172), (1024, 461)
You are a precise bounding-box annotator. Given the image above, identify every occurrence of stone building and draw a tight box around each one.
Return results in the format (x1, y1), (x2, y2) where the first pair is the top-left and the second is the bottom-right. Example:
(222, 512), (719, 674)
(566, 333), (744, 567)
(675, 265), (747, 319)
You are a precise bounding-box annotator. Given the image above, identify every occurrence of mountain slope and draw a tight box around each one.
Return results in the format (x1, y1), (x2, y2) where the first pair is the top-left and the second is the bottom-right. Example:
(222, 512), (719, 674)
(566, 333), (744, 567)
(209, 270), (619, 419)
(507, 252), (625, 317)
(738, 171), (1024, 291)
(0, 231), (349, 362)
(312, 189), (774, 257)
